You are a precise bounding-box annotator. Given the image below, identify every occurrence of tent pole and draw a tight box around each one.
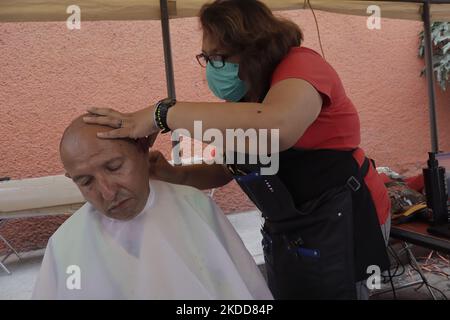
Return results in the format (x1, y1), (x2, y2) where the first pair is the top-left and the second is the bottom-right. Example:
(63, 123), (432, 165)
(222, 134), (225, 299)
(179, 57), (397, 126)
(422, 0), (439, 153)
(160, 0), (179, 156)
(160, 0), (176, 99)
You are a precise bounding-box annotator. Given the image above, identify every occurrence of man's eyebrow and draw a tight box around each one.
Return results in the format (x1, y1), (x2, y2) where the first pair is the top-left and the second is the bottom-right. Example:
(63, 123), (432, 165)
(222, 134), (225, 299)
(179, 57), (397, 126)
(104, 156), (125, 167)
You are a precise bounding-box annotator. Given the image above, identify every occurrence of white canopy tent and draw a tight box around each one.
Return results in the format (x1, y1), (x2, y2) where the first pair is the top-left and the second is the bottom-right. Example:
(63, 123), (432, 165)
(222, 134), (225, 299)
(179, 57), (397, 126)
(1, 1), (450, 22)
(0, 0), (448, 152)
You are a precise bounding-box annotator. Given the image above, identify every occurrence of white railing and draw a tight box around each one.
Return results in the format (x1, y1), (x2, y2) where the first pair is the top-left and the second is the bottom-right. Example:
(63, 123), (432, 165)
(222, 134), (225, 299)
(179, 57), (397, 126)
(0, 175), (84, 219)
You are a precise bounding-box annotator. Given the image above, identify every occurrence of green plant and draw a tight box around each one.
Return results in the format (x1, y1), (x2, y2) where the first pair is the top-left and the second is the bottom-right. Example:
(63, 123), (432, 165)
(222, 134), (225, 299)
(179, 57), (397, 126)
(419, 22), (450, 91)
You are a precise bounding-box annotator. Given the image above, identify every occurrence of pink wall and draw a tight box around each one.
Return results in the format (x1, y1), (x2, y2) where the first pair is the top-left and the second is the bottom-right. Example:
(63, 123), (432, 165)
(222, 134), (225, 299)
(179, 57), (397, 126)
(1, 10), (449, 213)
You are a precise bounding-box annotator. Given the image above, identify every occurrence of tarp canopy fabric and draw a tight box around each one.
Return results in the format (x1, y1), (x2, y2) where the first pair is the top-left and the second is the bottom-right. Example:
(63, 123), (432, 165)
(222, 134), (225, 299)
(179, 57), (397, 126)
(1, 0), (449, 23)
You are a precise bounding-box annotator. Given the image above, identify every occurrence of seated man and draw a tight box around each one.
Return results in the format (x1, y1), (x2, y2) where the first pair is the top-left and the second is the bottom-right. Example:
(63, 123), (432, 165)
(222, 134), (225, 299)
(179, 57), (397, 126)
(32, 115), (272, 300)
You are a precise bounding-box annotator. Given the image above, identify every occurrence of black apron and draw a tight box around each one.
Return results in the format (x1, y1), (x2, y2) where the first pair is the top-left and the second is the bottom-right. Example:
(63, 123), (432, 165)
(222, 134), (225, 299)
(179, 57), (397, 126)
(227, 148), (390, 299)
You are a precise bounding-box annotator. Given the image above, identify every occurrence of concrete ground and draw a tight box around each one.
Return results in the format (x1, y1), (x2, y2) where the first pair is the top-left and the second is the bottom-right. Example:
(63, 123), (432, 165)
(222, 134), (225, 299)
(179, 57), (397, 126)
(1, 211), (449, 300)
(0, 249), (43, 299)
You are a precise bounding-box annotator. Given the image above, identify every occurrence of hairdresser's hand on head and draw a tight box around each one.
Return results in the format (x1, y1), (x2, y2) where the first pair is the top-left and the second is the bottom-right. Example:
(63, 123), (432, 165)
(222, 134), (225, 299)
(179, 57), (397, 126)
(83, 106), (158, 139)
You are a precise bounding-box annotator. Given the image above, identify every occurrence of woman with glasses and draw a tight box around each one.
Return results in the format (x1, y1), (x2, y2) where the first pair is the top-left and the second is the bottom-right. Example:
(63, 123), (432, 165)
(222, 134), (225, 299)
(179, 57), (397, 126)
(84, 0), (391, 300)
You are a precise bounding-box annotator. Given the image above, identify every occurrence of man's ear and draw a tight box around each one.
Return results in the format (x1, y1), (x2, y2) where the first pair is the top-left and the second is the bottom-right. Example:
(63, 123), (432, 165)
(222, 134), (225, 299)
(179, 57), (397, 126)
(137, 133), (158, 151)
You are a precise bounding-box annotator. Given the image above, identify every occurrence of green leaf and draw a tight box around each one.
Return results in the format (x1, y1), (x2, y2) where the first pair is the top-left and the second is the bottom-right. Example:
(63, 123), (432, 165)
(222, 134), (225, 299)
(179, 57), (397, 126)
(419, 22), (450, 92)
(442, 42), (450, 55)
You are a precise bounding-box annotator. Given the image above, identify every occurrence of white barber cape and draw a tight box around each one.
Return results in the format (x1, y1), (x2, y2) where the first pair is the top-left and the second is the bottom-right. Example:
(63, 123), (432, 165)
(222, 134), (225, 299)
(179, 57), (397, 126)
(32, 180), (273, 300)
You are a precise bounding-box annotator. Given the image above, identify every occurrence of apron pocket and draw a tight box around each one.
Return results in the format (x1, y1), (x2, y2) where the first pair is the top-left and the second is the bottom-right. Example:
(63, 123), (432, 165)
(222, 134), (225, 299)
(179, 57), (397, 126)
(234, 172), (304, 221)
(262, 186), (357, 299)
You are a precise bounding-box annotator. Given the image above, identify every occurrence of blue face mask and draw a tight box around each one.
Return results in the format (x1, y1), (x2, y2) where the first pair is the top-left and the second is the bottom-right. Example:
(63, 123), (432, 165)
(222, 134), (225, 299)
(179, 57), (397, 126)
(206, 61), (248, 102)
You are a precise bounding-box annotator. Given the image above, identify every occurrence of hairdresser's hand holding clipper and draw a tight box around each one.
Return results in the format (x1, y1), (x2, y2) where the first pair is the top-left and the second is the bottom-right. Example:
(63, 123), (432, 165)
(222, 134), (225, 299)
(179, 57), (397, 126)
(83, 0), (391, 300)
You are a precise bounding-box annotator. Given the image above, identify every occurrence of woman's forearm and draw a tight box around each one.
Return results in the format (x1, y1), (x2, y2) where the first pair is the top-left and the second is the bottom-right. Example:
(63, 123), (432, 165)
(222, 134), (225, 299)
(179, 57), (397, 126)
(165, 77), (321, 152)
(176, 163), (233, 190)
(167, 102), (283, 134)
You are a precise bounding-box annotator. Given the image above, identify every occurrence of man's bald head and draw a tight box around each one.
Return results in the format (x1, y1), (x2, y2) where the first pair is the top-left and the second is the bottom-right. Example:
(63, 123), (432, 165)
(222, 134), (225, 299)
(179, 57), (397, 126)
(60, 115), (152, 164)
(60, 114), (155, 220)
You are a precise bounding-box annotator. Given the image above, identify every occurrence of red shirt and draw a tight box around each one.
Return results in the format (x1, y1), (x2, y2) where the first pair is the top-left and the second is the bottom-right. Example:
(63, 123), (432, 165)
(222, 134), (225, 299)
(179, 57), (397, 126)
(272, 47), (360, 150)
(270, 47), (390, 225)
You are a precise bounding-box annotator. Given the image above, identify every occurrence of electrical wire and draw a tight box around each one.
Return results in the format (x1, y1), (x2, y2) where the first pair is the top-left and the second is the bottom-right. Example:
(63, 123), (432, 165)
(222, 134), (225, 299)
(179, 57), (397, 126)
(376, 222), (399, 299)
(384, 223), (405, 280)
(408, 260), (448, 300)
(427, 284), (448, 300)
(388, 245), (406, 278)
(304, 0), (326, 59)
(386, 244), (403, 299)
(387, 266), (397, 299)
(383, 244), (448, 300)
(391, 242), (448, 300)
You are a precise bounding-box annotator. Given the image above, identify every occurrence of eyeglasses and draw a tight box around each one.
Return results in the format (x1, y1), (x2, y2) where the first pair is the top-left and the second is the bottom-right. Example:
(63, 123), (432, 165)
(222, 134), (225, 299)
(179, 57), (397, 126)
(195, 52), (229, 69)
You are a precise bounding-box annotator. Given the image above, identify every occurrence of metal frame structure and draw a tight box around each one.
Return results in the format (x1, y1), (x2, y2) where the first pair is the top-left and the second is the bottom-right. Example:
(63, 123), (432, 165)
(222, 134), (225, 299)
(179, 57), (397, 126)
(0, 220), (21, 275)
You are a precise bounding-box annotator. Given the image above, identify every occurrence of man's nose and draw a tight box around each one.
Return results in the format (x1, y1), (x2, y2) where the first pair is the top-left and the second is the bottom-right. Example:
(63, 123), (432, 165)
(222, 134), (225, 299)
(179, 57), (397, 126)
(96, 176), (116, 201)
